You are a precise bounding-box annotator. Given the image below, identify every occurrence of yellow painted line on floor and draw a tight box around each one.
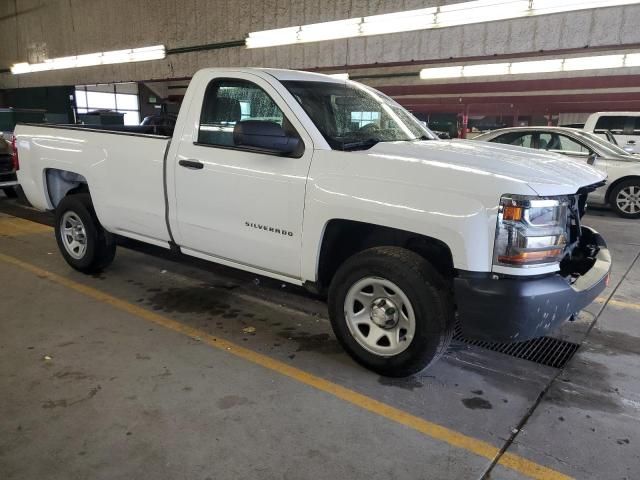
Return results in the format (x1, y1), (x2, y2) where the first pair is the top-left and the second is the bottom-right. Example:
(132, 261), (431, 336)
(0, 251), (572, 480)
(595, 296), (640, 311)
(0, 215), (52, 237)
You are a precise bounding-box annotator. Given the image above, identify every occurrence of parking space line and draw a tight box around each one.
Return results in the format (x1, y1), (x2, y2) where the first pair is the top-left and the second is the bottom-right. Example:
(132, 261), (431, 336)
(0, 215), (52, 237)
(0, 251), (572, 480)
(595, 296), (640, 311)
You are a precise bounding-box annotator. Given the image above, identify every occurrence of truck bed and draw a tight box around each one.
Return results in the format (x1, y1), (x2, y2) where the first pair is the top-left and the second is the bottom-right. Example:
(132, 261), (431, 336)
(16, 123), (173, 247)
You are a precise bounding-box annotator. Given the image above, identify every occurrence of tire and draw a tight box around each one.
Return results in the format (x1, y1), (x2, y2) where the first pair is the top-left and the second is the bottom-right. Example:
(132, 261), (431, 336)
(54, 193), (116, 273)
(610, 179), (640, 219)
(328, 246), (454, 377)
(2, 187), (18, 198)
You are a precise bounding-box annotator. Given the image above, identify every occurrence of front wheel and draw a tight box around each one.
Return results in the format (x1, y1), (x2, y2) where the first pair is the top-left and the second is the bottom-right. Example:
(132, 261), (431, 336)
(54, 193), (116, 273)
(611, 179), (640, 219)
(328, 247), (454, 377)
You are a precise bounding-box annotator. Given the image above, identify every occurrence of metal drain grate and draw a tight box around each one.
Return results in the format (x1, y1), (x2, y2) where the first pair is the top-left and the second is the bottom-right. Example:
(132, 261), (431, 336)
(452, 324), (580, 369)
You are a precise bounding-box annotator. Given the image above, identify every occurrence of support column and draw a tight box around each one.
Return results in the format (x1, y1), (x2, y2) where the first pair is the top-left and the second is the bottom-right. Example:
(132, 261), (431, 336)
(460, 106), (469, 139)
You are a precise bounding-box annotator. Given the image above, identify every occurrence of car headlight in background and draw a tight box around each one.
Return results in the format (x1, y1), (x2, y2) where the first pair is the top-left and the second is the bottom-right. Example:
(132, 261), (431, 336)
(493, 195), (569, 268)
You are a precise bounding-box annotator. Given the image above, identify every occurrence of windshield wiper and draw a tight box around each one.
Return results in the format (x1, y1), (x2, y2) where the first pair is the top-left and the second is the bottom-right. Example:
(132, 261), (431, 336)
(341, 138), (381, 151)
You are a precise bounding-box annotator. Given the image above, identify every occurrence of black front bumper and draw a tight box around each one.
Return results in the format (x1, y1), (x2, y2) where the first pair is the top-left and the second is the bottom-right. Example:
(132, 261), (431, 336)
(454, 226), (611, 343)
(0, 172), (18, 188)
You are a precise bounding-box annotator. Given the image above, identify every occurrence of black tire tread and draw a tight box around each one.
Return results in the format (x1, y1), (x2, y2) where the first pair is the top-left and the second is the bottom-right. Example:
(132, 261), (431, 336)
(610, 178), (640, 219)
(55, 193), (116, 273)
(328, 246), (454, 377)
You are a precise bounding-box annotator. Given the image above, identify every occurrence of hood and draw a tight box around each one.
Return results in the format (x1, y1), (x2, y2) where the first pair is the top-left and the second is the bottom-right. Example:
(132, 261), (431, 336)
(367, 139), (606, 196)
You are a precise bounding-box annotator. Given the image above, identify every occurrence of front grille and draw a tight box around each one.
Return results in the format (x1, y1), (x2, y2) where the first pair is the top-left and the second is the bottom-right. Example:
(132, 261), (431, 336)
(452, 324), (580, 369)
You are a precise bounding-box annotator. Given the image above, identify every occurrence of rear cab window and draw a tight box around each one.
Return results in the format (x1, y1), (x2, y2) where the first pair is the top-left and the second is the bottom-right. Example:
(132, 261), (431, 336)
(594, 116), (627, 135)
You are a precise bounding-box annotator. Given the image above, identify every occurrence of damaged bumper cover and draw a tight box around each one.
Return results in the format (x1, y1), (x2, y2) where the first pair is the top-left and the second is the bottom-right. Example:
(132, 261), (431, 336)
(454, 226), (611, 343)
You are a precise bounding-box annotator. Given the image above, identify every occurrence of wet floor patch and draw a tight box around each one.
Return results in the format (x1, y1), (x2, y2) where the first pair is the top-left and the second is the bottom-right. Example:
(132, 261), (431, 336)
(145, 285), (237, 316)
(461, 397), (493, 410)
(277, 331), (343, 354)
(378, 376), (424, 391)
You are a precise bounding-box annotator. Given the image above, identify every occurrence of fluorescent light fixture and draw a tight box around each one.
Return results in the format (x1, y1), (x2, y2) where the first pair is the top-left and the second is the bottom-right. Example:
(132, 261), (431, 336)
(298, 18), (361, 43)
(419, 66), (464, 80)
(245, 26), (300, 48)
(328, 73), (350, 80)
(436, 0), (530, 27)
(462, 62), (510, 77)
(563, 54), (624, 71)
(246, 0), (640, 48)
(361, 8), (437, 36)
(419, 51), (640, 80)
(10, 45), (165, 74)
(509, 58), (564, 74)
(531, 0), (640, 15)
(624, 53), (640, 67)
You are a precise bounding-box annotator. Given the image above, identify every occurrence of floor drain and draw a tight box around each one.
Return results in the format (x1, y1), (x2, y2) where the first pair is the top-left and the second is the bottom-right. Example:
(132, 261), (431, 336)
(452, 324), (580, 369)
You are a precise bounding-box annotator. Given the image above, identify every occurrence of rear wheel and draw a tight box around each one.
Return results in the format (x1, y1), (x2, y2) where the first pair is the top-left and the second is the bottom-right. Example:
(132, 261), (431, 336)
(2, 187), (18, 198)
(54, 193), (116, 273)
(611, 179), (640, 219)
(328, 246), (454, 377)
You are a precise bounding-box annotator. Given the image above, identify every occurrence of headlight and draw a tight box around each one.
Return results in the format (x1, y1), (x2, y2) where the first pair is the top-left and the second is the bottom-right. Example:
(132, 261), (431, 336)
(493, 195), (569, 268)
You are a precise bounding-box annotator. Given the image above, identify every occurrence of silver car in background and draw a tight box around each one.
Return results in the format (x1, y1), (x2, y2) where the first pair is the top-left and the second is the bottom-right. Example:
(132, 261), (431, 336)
(474, 126), (640, 219)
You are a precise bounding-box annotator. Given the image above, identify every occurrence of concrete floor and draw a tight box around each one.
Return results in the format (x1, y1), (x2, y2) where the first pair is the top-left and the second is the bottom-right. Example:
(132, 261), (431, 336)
(0, 193), (638, 480)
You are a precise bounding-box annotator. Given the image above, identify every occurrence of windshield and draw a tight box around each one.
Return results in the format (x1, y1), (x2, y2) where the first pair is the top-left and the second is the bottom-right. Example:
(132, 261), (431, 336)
(282, 80), (436, 151)
(573, 130), (635, 158)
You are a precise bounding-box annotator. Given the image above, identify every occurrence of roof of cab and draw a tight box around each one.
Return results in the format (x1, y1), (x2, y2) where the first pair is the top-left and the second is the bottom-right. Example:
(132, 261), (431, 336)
(198, 67), (346, 83)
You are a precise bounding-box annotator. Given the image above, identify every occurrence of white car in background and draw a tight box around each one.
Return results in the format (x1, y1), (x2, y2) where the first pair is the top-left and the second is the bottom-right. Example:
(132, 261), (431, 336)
(474, 126), (640, 219)
(583, 112), (640, 154)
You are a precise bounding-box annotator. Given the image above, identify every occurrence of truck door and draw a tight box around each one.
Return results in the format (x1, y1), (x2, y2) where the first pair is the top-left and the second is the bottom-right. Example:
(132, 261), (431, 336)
(171, 73), (313, 280)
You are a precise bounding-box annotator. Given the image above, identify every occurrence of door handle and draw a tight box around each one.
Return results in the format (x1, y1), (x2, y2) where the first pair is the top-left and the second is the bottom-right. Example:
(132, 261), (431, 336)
(179, 159), (204, 170)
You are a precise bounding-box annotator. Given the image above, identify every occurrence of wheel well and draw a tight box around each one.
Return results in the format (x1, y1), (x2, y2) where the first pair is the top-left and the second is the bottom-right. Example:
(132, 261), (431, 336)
(605, 175), (640, 204)
(316, 219), (454, 291)
(45, 169), (89, 208)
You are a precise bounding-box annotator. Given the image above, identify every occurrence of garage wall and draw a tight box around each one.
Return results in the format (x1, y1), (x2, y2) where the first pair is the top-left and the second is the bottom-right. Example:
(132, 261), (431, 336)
(1, 0), (639, 88)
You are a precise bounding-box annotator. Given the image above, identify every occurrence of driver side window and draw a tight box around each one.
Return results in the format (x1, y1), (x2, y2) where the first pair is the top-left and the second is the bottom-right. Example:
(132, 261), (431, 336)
(198, 79), (284, 147)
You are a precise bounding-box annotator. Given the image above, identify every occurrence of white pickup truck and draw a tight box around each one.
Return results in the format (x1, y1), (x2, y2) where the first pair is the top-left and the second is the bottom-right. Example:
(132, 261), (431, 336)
(16, 68), (611, 377)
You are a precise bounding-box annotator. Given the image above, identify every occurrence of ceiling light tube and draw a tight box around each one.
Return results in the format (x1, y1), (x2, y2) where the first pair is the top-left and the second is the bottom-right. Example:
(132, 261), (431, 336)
(462, 62), (510, 77)
(624, 53), (640, 67)
(299, 18), (361, 43)
(435, 0), (529, 28)
(361, 8), (437, 36)
(531, 0), (640, 15)
(419, 66), (464, 79)
(509, 58), (564, 74)
(419, 51), (640, 80)
(245, 0), (640, 48)
(245, 26), (300, 48)
(10, 45), (165, 74)
(563, 54), (624, 71)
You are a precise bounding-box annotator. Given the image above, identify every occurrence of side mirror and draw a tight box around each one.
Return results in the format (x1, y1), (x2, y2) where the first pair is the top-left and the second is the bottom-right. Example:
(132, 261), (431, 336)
(587, 153), (598, 165)
(233, 120), (302, 156)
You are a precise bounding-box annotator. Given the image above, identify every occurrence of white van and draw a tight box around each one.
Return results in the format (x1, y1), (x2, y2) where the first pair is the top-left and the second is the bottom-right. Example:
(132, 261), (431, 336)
(584, 112), (640, 153)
